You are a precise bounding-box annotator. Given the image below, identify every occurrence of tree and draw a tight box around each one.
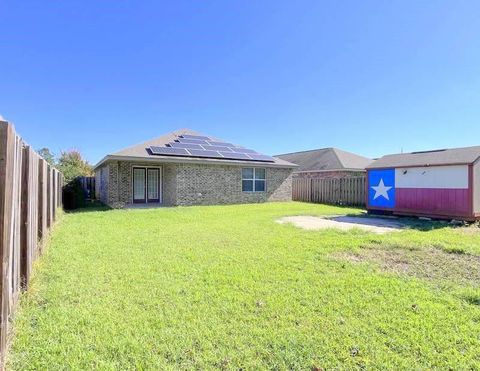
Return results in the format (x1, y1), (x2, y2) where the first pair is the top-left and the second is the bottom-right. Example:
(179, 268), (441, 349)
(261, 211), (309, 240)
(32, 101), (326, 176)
(57, 149), (93, 183)
(37, 147), (56, 166)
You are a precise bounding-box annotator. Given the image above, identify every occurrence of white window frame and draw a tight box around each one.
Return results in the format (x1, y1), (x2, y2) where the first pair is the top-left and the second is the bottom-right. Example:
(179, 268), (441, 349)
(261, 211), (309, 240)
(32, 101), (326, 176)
(242, 168), (266, 192)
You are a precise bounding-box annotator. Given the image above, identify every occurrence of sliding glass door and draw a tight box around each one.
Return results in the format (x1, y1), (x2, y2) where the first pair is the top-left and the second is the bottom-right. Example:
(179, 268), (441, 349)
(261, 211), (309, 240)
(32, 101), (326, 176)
(133, 167), (161, 204)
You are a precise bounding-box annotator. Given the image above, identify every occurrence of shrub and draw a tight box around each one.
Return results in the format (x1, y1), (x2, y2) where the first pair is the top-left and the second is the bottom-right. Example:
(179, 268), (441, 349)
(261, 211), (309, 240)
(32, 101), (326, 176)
(63, 178), (86, 210)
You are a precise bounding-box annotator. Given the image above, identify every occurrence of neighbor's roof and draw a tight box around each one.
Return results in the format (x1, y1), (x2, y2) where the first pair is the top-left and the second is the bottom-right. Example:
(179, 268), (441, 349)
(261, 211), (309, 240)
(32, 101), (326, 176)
(368, 145), (480, 169)
(94, 128), (296, 169)
(275, 148), (372, 172)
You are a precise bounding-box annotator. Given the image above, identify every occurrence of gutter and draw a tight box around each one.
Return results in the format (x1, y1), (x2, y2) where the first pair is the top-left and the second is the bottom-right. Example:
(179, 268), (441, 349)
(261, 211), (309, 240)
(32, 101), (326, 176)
(294, 168), (366, 173)
(94, 154), (298, 170)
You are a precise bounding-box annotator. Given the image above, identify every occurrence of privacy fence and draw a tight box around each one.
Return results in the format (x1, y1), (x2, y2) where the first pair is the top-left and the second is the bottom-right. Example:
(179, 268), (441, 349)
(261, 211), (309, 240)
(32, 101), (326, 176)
(0, 120), (63, 364)
(292, 177), (366, 206)
(79, 176), (96, 200)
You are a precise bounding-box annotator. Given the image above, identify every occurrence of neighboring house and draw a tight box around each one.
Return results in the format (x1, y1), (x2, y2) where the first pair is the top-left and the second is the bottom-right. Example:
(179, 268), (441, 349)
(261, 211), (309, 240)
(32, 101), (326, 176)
(276, 148), (372, 179)
(366, 146), (480, 221)
(94, 129), (296, 208)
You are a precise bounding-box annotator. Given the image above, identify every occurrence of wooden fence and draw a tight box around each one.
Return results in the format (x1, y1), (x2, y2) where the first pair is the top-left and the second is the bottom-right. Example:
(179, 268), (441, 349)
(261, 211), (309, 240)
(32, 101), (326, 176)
(0, 120), (63, 364)
(293, 177), (366, 206)
(79, 176), (96, 200)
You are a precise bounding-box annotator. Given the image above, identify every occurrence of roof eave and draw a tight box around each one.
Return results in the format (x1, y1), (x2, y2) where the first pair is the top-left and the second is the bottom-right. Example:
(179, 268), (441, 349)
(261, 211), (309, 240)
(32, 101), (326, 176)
(94, 155), (297, 170)
(93, 155), (110, 170)
(366, 161), (473, 170)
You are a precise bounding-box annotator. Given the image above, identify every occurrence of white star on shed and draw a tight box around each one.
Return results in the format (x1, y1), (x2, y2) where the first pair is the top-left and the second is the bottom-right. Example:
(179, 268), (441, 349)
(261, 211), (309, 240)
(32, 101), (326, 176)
(372, 179), (392, 200)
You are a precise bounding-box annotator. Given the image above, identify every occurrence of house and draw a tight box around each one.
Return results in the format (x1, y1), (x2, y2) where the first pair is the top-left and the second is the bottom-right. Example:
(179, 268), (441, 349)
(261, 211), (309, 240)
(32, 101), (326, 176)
(276, 148), (372, 179)
(94, 129), (296, 208)
(366, 146), (480, 221)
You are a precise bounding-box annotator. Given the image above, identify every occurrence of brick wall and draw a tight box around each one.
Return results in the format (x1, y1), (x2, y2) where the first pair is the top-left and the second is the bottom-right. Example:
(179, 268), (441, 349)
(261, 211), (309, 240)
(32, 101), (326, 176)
(162, 164), (177, 206)
(175, 164), (293, 206)
(104, 161), (177, 207)
(108, 162), (120, 207)
(97, 160), (293, 208)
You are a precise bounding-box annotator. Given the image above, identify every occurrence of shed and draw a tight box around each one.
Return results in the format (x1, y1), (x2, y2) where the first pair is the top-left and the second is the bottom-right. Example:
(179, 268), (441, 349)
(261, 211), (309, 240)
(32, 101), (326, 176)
(366, 146), (480, 221)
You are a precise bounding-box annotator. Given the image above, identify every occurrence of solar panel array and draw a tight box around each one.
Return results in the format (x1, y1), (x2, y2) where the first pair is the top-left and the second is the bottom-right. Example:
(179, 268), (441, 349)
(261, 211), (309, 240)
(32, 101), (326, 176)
(149, 134), (275, 162)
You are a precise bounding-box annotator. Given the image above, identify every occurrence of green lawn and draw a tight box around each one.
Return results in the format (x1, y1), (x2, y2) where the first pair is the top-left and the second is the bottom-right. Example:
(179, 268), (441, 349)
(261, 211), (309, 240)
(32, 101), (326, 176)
(7, 202), (480, 370)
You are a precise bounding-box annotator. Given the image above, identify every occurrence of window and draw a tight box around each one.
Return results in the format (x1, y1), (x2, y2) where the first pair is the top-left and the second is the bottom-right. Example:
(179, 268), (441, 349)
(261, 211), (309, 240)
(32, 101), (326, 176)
(242, 168), (266, 192)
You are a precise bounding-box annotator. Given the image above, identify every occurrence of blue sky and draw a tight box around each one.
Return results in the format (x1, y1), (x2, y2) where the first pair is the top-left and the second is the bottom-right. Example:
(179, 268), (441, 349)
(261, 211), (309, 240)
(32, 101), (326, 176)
(1, 1), (480, 164)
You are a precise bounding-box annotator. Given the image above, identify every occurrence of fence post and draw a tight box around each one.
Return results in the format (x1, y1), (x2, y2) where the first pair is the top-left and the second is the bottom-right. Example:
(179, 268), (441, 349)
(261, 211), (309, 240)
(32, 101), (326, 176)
(50, 170), (55, 222)
(20, 146), (31, 287)
(59, 173), (63, 206)
(308, 178), (313, 202)
(0, 121), (18, 363)
(57, 172), (62, 207)
(46, 166), (51, 228)
(38, 159), (47, 242)
(0, 121), (11, 361)
(52, 170), (55, 223)
(20, 146), (40, 288)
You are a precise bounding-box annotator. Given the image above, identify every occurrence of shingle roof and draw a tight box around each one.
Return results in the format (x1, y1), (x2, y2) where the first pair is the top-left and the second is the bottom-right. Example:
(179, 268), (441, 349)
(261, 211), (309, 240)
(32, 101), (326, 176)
(95, 128), (296, 169)
(275, 148), (372, 172)
(368, 146), (480, 169)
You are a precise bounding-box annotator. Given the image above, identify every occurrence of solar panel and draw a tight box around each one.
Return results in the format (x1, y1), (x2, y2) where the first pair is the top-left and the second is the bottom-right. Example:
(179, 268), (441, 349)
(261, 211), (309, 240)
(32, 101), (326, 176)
(219, 152), (251, 160)
(168, 142), (204, 150)
(177, 138), (209, 145)
(231, 148), (258, 154)
(202, 145), (233, 152)
(207, 141), (235, 147)
(187, 149), (224, 158)
(149, 137), (276, 162)
(248, 154), (275, 162)
(149, 146), (190, 156)
(180, 134), (212, 141)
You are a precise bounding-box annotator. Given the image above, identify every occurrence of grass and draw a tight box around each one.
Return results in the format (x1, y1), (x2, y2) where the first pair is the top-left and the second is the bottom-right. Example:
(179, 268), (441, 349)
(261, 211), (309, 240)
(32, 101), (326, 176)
(7, 202), (480, 370)
(334, 247), (480, 287)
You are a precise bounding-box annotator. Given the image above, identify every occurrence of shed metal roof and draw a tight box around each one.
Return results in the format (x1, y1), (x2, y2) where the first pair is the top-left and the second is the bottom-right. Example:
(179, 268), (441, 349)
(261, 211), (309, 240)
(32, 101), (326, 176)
(276, 148), (372, 172)
(368, 146), (480, 169)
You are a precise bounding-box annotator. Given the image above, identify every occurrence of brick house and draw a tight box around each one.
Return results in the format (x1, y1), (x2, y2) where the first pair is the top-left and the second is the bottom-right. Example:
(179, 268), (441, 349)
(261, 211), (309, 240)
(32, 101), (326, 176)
(94, 129), (296, 208)
(275, 148), (372, 179)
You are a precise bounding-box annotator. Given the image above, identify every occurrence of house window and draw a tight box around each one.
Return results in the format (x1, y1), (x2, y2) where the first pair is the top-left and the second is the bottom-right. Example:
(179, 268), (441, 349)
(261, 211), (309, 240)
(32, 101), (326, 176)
(242, 168), (266, 192)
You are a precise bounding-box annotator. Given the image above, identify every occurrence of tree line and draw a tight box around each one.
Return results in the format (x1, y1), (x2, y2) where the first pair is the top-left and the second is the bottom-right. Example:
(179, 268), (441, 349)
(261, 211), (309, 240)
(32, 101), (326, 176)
(37, 148), (93, 184)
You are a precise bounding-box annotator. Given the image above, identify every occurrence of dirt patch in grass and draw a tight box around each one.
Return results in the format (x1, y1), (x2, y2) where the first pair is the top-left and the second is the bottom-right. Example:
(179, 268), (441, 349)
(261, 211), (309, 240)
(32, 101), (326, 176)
(277, 215), (403, 234)
(456, 226), (480, 236)
(334, 247), (480, 287)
